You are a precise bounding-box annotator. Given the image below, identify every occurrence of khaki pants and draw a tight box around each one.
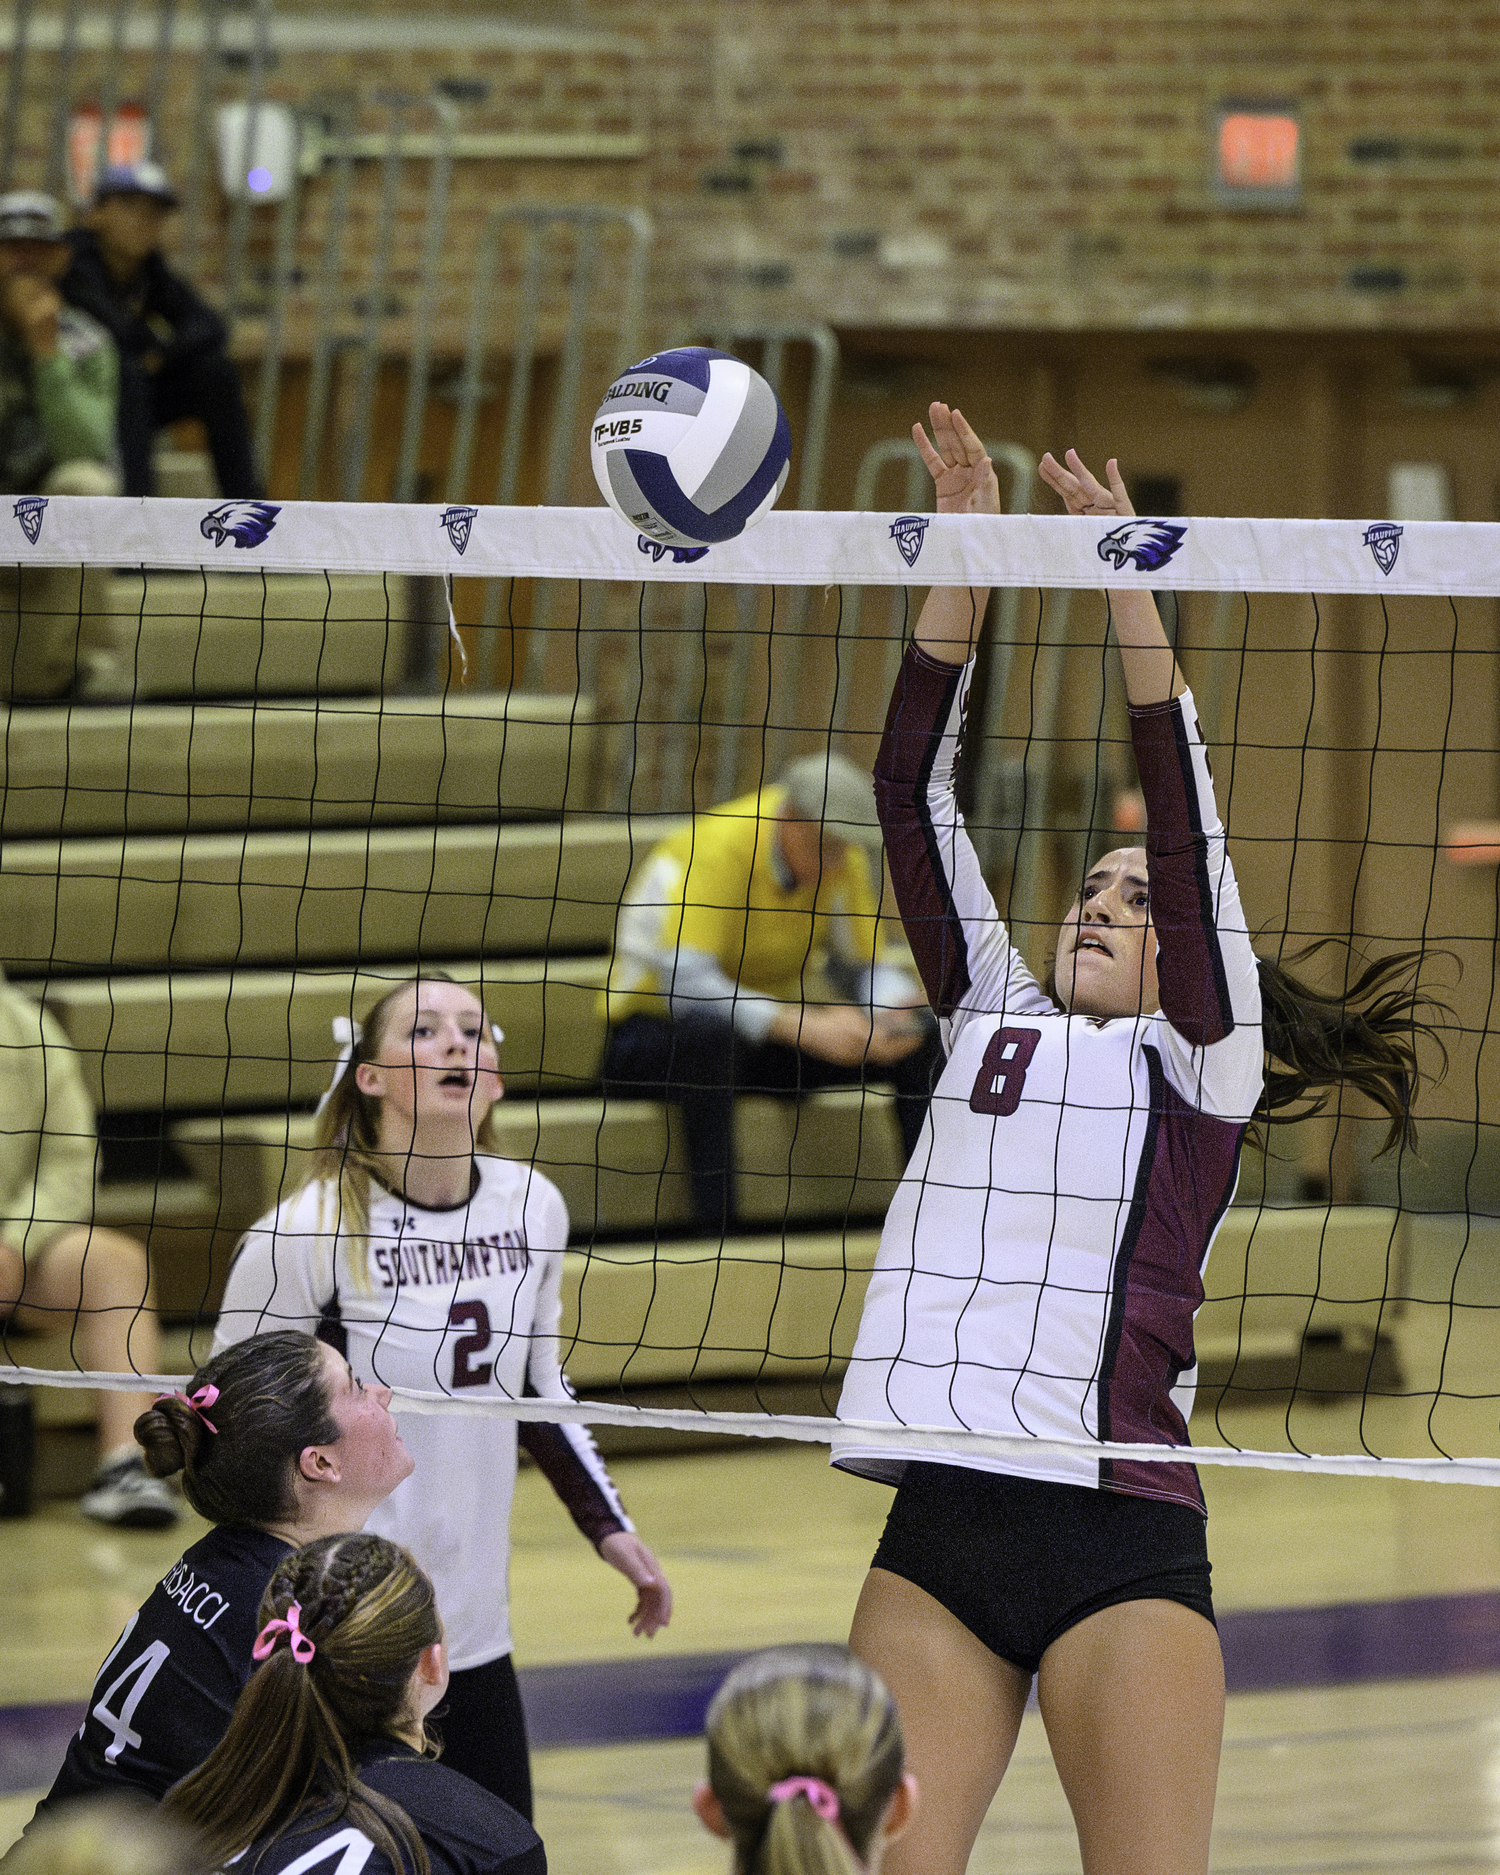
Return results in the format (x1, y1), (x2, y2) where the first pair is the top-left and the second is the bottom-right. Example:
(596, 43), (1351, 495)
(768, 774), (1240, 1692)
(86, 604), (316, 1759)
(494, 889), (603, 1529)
(0, 461), (119, 699)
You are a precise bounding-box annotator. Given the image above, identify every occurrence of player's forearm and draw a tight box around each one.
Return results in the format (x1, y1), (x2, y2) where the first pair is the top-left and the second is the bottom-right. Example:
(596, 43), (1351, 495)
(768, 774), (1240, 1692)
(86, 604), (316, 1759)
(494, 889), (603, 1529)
(1108, 587), (1184, 706)
(913, 583), (990, 666)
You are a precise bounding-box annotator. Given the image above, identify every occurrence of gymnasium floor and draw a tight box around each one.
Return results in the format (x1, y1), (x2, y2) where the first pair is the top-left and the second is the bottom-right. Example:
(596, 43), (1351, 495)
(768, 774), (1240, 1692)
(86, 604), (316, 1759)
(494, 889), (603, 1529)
(4, 1218), (1500, 1873)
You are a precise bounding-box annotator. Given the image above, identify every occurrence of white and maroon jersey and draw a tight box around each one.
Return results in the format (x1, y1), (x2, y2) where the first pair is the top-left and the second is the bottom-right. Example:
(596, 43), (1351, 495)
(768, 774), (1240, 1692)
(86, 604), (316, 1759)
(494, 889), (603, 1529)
(213, 1157), (631, 1670)
(834, 647), (1263, 1511)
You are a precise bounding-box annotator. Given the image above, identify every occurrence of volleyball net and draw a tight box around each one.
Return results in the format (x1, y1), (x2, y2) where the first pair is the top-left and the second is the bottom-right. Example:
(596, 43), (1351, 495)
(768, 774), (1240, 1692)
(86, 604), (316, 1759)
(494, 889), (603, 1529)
(3, 496), (1499, 1486)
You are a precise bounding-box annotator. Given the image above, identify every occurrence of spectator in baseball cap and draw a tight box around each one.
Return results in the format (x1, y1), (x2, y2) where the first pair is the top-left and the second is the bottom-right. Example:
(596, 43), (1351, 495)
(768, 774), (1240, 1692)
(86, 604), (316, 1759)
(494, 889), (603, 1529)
(61, 161), (263, 499)
(0, 190), (120, 695)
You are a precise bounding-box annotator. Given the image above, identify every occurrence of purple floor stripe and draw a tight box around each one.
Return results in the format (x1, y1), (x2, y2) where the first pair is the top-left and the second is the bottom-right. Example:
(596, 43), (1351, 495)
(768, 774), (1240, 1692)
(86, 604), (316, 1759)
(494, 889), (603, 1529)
(5, 1591), (1500, 1793)
(1217, 1588), (1500, 1694)
(0, 1703), (84, 1796)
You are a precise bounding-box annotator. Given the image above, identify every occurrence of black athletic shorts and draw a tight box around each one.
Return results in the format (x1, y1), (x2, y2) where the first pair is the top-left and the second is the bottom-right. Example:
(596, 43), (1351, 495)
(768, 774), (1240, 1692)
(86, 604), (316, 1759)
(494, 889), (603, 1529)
(434, 1653), (533, 1821)
(871, 1463), (1215, 1676)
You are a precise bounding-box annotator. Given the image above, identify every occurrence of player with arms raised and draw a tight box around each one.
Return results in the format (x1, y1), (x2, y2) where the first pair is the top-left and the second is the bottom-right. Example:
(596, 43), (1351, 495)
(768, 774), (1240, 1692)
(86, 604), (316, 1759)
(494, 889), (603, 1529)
(836, 406), (1438, 1875)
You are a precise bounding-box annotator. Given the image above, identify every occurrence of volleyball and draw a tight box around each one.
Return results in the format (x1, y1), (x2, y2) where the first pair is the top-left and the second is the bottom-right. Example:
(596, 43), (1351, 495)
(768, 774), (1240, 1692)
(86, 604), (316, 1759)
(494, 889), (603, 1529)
(589, 346), (792, 549)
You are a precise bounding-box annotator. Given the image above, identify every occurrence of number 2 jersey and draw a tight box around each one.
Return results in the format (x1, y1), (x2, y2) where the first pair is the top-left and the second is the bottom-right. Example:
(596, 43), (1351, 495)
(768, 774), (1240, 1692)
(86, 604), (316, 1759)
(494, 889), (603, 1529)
(834, 646), (1264, 1510)
(212, 1157), (631, 1670)
(31, 1523), (291, 1818)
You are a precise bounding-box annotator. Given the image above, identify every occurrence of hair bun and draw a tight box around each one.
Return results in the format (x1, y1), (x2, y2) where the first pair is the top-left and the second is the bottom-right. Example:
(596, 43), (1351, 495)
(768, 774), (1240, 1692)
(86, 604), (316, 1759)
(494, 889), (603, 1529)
(134, 1398), (198, 1478)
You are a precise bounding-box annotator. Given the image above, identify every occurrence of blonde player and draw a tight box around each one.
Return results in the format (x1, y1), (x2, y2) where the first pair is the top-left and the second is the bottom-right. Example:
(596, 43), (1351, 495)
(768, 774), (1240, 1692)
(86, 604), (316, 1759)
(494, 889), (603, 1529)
(213, 974), (672, 1820)
(168, 1533), (544, 1875)
(694, 1645), (918, 1875)
(835, 407), (1442, 1875)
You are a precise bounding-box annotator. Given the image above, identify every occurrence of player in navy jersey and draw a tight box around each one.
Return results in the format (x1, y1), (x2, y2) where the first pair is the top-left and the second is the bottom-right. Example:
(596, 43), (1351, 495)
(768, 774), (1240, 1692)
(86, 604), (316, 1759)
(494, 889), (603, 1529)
(213, 974), (672, 1821)
(167, 1531), (544, 1875)
(17, 1329), (411, 1841)
(836, 407), (1443, 1875)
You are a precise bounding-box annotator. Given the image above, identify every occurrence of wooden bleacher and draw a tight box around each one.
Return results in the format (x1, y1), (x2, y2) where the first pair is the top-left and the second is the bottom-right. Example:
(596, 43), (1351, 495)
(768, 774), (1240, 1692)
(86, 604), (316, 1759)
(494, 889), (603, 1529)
(0, 692), (597, 837)
(3, 564), (1405, 1437)
(87, 570), (413, 700)
(3, 566), (910, 1359)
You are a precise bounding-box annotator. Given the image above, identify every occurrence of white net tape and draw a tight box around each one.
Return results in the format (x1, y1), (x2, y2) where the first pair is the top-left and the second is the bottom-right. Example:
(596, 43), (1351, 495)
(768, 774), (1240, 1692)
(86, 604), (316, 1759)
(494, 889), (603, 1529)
(5, 495), (1491, 592)
(4, 496), (1497, 1487)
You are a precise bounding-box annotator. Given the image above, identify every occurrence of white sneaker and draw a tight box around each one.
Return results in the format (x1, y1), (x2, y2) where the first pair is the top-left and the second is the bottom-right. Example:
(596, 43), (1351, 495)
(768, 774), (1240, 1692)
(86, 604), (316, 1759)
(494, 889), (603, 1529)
(79, 1455), (179, 1529)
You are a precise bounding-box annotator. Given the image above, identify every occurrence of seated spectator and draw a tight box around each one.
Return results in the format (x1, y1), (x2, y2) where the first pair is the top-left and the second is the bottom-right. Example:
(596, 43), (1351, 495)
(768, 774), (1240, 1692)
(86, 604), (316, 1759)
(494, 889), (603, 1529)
(600, 752), (944, 1232)
(61, 161), (263, 500)
(0, 966), (178, 1527)
(0, 190), (119, 696)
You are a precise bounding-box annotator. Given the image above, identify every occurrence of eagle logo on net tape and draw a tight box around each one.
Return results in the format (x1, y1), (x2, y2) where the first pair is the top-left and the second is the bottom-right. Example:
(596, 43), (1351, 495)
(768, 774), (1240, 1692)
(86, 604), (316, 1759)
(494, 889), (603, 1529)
(1363, 521), (1402, 576)
(1096, 519), (1187, 573)
(12, 497), (46, 546)
(637, 535), (709, 565)
(201, 501), (281, 549)
(441, 505), (479, 555)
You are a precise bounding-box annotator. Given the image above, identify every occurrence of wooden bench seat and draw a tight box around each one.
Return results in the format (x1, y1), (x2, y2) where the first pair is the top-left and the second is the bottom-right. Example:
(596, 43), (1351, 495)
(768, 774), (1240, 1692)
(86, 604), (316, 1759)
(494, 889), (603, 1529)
(0, 817), (635, 972)
(170, 1089), (908, 1252)
(91, 571), (412, 700)
(563, 1205), (1411, 1397)
(8, 1206), (1412, 1432)
(35, 958), (612, 1111)
(1197, 1204), (1409, 1394)
(0, 693), (595, 838)
(560, 1230), (881, 1391)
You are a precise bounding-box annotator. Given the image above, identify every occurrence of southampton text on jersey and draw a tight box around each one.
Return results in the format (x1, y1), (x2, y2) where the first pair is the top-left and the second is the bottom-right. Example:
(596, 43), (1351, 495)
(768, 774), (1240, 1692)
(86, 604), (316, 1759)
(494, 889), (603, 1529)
(372, 1229), (530, 1291)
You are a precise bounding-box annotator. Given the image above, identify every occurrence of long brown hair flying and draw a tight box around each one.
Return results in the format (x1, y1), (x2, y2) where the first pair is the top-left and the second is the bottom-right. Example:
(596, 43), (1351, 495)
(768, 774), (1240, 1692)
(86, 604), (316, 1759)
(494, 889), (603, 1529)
(1256, 941), (1451, 1154)
(165, 1534), (441, 1875)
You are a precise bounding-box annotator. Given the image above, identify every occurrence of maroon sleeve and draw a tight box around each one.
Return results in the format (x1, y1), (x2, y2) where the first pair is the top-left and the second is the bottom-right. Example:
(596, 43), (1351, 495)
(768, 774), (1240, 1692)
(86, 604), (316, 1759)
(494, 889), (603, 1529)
(1128, 697), (1236, 1047)
(873, 644), (975, 1018)
(517, 1417), (630, 1549)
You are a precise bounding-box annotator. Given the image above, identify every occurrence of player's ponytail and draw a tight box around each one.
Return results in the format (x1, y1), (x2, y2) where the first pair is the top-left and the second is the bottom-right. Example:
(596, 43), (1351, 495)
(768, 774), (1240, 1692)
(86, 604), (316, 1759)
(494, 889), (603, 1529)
(1256, 942), (1451, 1153)
(133, 1330), (337, 1525)
(704, 1645), (906, 1875)
(309, 974), (504, 1292)
(165, 1533), (440, 1875)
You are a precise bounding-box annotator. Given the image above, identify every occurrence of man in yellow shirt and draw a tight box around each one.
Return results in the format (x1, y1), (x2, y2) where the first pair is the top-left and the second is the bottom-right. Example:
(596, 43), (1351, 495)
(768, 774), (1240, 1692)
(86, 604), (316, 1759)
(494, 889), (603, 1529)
(600, 752), (941, 1230)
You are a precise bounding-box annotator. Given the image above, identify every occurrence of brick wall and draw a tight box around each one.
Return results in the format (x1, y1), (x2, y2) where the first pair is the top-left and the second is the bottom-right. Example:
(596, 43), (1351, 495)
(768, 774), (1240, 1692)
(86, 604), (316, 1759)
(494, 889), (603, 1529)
(622, 0), (1500, 334)
(6, 0), (1497, 336)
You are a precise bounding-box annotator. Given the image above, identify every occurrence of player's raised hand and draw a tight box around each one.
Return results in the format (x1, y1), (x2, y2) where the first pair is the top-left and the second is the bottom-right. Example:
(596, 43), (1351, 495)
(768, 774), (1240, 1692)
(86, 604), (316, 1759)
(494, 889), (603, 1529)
(1038, 447), (1136, 519)
(913, 403), (999, 515)
(598, 1530), (673, 1638)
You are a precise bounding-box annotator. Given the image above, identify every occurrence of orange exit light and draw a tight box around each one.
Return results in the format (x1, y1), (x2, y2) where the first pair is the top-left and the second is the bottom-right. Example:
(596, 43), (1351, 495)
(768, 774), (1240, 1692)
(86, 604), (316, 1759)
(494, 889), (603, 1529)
(1213, 103), (1301, 207)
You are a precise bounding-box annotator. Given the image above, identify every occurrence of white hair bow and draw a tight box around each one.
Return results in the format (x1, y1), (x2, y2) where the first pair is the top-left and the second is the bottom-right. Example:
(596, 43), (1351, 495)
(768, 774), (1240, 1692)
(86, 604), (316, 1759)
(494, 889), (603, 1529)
(316, 1015), (364, 1116)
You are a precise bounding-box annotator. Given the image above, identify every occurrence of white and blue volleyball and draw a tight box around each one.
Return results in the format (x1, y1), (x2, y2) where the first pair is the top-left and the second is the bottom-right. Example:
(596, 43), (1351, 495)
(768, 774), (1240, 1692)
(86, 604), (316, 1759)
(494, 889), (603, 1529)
(590, 347), (792, 548)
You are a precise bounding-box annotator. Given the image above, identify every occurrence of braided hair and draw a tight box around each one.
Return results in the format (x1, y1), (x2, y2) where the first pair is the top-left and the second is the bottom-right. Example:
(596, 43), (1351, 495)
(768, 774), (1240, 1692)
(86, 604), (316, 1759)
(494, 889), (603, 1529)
(165, 1533), (441, 1875)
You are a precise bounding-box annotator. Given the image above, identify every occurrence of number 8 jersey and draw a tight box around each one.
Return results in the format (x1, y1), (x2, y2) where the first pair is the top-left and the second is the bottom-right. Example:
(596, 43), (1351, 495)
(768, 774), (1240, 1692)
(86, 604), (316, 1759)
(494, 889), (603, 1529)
(834, 646), (1264, 1511)
(214, 1158), (630, 1670)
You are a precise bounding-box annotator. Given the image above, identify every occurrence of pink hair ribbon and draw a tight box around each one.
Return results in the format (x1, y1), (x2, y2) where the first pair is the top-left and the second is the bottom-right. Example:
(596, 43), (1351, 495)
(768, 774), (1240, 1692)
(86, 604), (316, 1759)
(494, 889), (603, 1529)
(156, 1383), (219, 1433)
(766, 1777), (840, 1822)
(253, 1601), (317, 1664)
